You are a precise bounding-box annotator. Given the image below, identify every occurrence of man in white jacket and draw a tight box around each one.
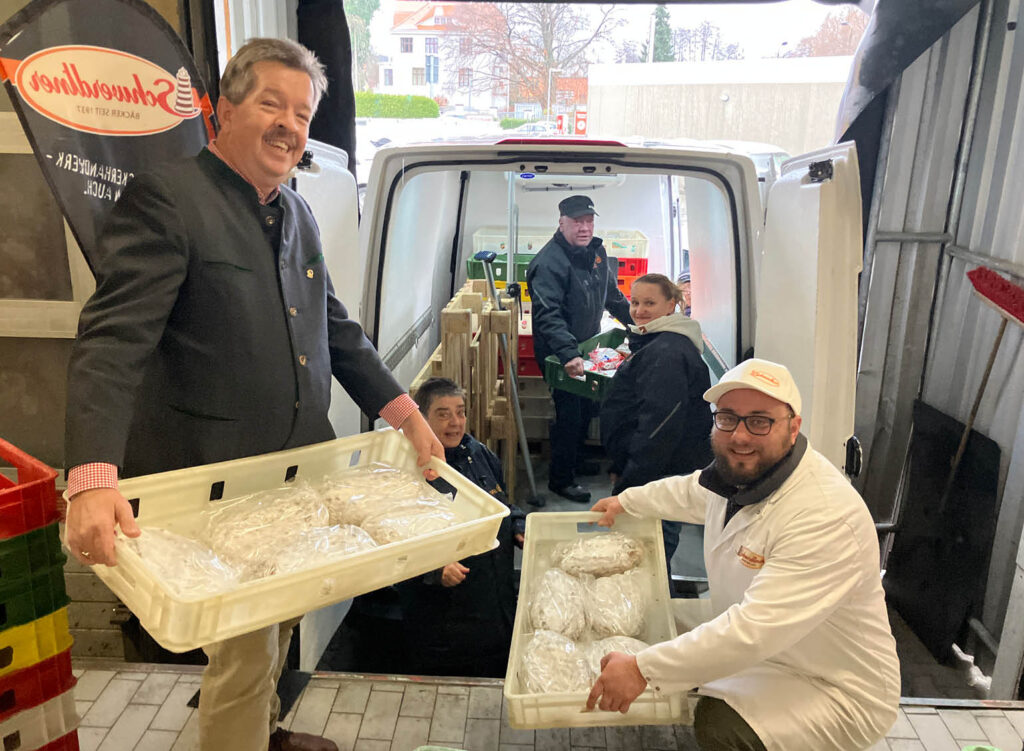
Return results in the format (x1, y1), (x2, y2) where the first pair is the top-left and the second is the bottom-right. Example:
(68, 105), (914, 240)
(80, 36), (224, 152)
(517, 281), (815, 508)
(586, 358), (900, 751)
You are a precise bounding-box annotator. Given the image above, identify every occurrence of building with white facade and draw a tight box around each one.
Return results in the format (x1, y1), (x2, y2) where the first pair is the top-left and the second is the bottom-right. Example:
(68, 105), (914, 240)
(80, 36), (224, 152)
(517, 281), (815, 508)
(376, 1), (506, 111)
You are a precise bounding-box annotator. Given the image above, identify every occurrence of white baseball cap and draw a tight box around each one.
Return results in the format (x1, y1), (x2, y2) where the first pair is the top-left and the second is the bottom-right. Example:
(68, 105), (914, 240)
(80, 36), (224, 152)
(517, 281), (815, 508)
(703, 358), (802, 416)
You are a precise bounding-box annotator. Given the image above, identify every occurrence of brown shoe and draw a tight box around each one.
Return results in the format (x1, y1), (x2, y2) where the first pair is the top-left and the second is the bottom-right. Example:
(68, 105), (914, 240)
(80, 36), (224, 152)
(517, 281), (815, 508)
(268, 728), (339, 751)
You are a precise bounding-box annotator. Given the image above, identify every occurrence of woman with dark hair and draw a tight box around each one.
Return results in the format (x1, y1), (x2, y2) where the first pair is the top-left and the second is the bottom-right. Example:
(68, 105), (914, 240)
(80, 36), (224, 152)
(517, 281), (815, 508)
(601, 273), (713, 565)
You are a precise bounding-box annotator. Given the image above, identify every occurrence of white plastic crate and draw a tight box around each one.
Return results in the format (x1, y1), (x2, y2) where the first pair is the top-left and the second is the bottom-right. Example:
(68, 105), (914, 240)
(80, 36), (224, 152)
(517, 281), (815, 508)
(504, 511), (690, 729)
(603, 229), (649, 258)
(87, 429), (509, 652)
(471, 226), (551, 256)
(0, 687), (78, 750)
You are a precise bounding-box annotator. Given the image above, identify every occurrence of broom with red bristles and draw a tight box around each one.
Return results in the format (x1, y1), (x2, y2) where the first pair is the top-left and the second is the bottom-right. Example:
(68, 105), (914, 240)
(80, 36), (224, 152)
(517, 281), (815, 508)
(937, 267), (1024, 512)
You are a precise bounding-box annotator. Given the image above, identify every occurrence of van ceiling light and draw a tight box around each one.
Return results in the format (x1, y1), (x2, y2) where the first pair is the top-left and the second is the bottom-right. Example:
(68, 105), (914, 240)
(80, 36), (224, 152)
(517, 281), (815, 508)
(516, 173), (626, 192)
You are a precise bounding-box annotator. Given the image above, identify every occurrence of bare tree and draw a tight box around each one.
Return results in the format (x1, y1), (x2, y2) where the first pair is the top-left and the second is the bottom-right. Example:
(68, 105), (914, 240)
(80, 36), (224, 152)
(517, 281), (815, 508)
(443, 3), (625, 108)
(672, 21), (743, 62)
(789, 7), (869, 57)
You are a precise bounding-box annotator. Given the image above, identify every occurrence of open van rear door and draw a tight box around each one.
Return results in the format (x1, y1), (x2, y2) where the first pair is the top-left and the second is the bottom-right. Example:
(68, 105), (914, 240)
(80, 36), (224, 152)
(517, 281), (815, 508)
(754, 142), (862, 475)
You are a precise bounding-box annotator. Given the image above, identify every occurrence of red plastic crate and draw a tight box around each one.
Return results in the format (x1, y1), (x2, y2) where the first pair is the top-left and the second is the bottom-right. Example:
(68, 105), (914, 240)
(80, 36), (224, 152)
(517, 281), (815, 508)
(0, 439), (59, 540)
(616, 257), (648, 276)
(38, 731), (81, 751)
(0, 649), (75, 723)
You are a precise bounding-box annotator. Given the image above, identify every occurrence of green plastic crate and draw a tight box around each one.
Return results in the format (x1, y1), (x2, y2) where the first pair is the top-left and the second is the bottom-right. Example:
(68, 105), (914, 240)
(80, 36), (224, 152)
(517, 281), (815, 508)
(465, 253), (533, 282)
(0, 523), (65, 582)
(0, 563), (70, 630)
(543, 328), (628, 401)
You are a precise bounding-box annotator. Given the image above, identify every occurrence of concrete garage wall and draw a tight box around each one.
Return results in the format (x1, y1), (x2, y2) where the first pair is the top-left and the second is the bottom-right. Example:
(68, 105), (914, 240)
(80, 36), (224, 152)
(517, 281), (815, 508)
(588, 57), (852, 157)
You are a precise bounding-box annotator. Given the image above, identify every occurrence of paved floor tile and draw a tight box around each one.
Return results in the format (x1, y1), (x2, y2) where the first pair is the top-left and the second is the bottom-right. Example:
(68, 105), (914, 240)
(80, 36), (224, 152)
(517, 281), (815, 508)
(98, 703), (159, 751)
(391, 715), (431, 749)
(117, 671), (151, 681)
(76, 700), (93, 717)
(438, 685), (471, 696)
(906, 713), (960, 751)
(604, 725), (642, 751)
(371, 681), (406, 693)
(150, 684), (195, 732)
(323, 712), (363, 751)
(81, 678), (142, 727)
(135, 729), (179, 751)
(865, 741), (889, 751)
(570, 725), (607, 747)
(335, 681), (373, 714)
(169, 709), (200, 751)
(75, 670), (117, 701)
(291, 685), (339, 735)
(401, 685), (438, 718)
(468, 686), (503, 719)
(937, 708), (987, 741)
(888, 711), (919, 739)
(133, 673), (181, 705)
(1008, 711), (1024, 739)
(78, 727), (108, 751)
(465, 717), (502, 751)
(430, 691), (470, 745)
(354, 740), (391, 751)
(535, 727), (570, 750)
(641, 724), (678, 750)
(888, 741), (926, 751)
(976, 714), (1022, 750)
(498, 744), (533, 751)
(360, 689), (404, 740)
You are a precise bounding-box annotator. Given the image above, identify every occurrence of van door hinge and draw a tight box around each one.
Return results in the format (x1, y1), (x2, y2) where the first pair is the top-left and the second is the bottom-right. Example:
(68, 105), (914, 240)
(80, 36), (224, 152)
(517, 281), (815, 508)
(808, 160), (833, 183)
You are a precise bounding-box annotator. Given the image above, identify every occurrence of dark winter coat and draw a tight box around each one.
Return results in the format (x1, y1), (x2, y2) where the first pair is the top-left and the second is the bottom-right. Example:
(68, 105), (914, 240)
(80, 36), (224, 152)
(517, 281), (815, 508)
(601, 313), (714, 494)
(526, 231), (632, 368)
(398, 435), (524, 676)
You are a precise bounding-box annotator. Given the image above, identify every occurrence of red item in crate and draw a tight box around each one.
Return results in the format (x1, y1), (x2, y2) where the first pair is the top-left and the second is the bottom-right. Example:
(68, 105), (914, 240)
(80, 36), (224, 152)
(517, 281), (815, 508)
(0, 649), (75, 722)
(616, 257), (648, 276)
(0, 439), (59, 540)
(37, 731), (81, 751)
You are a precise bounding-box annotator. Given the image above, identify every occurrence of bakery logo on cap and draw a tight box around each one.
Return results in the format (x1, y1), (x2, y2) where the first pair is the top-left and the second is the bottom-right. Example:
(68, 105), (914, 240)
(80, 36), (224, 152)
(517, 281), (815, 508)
(750, 369), (780, 388)
(5, 45), (202, 136)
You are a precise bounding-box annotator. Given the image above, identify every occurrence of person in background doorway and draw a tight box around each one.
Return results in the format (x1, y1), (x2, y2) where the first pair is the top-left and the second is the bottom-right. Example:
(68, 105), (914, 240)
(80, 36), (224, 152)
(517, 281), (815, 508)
(396, 377), (525, 678)
(526, 195), (633, 504)
(587, 359), (899, 751)
(600, 273), (712, 569)
(677, 271), (692, 317)
(62, 39), (443, 751)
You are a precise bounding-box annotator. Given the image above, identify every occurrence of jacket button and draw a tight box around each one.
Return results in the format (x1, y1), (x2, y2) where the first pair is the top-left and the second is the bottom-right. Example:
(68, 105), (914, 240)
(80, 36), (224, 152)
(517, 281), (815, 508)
(289, 306), (298, 317)
(306, 269), (314, 279)
(265, 215), (276, 226)
(295, 401), (301, 409)
(298, 355), (307, 366)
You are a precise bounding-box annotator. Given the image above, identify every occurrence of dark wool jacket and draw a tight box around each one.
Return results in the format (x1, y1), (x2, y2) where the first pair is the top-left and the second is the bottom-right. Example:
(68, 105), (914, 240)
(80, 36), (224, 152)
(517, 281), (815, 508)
(600, 313), (714, 494)
(526, 231), (632, 368)
(398, 435), (524, 668)
(65, 148), (404, 476)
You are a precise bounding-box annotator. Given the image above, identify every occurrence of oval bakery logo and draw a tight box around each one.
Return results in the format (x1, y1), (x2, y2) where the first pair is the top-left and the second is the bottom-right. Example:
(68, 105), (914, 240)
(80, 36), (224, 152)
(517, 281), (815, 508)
(13, 45), (201, 136)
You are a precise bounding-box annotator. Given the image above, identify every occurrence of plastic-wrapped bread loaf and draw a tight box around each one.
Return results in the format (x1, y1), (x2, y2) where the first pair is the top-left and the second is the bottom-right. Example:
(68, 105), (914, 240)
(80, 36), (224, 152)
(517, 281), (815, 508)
(585, 568), (650, 638)
(319, 463), (427, 526)
(552, 532), (644, 577)
(522, 630), (594, 694)
(529, 568), (588, 640)
(583, 636), (650, 678)
(271, 524), (378, 575)
(124, 528), (241, 597)
(360, 499), (458, 545)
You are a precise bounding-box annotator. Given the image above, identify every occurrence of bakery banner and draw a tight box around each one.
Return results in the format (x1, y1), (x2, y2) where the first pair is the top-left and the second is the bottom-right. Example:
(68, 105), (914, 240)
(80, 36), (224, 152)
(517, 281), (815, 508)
(0, 0), (216, 269)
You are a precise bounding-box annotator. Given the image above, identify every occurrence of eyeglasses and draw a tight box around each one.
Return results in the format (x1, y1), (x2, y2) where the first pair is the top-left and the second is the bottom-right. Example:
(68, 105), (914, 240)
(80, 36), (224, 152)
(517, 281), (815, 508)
(712, 411), (791, 436)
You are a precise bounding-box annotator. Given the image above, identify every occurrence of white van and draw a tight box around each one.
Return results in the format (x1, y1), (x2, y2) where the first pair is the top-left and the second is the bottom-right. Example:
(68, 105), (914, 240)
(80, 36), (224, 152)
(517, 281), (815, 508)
(295, 136), (862, 478)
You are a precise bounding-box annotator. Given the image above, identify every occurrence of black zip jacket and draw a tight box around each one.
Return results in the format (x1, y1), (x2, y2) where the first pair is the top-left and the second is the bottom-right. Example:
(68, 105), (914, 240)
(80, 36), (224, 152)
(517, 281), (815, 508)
(601, 326), (714, 494)
(526, 231), (632, 368)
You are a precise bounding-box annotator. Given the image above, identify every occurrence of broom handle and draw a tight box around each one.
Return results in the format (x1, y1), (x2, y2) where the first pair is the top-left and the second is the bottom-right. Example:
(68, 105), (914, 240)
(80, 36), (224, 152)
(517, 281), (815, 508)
(937, 317), (1007, 513)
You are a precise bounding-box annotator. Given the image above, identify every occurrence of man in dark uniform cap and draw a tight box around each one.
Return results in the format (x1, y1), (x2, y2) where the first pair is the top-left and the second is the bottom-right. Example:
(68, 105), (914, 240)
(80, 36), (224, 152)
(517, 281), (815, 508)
(526, 195), (632, 503)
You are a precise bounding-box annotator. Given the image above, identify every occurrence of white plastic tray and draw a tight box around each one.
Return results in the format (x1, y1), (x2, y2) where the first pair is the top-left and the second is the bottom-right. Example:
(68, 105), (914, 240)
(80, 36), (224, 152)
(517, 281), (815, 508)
(88, 429), (509, 652)
(504, 511), (690, 729)
(0, 687), (78, 750)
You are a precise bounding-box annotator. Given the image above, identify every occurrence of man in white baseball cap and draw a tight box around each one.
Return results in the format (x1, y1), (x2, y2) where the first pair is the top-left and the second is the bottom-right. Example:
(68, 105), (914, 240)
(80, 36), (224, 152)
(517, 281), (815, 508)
(586, 358), (900, 751)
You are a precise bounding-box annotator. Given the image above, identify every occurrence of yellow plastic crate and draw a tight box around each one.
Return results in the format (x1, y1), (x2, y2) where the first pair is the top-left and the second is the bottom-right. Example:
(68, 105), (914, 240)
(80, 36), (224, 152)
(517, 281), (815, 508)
(0, 608), (72, 678)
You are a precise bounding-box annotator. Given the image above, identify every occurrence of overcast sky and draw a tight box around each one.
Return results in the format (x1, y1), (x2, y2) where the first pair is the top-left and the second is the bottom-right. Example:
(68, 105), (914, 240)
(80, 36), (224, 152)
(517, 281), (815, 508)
(370, 1), (860, 61)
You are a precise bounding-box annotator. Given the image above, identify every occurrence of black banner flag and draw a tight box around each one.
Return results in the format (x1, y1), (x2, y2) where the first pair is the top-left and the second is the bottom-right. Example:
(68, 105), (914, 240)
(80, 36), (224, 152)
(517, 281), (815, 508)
(0, 0), (216, 270)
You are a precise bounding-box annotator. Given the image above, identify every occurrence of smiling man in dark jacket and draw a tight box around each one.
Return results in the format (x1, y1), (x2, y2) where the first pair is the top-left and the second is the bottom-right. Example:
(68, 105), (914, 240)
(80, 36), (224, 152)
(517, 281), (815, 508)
(526, 195), (632, 503)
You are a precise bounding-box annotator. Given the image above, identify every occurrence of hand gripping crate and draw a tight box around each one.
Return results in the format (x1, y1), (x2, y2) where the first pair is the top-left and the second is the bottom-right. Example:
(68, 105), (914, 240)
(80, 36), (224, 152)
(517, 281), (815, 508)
(504, 512), (689, 729)
(0, 687), (78, 751)
(543, 328), (628, 401)
(86, 429), (510, 653)
(0, 439), (60, 540)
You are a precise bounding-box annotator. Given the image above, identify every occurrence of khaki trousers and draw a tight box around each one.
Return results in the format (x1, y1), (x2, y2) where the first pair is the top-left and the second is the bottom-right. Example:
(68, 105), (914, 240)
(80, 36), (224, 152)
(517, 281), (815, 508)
(199, 616), (302, 751)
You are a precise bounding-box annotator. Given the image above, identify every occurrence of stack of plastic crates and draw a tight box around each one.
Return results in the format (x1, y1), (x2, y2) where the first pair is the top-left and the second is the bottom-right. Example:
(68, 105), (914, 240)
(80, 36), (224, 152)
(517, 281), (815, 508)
(0, 438), (79, 751)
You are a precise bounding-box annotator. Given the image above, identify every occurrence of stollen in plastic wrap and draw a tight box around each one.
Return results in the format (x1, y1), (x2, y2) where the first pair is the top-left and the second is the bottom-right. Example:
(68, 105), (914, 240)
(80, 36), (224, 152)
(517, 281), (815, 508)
(583, 636), (651, 678)
(318, 463), (435, 526)
(269, 524), (378, 575)
(585, 568), (650, 638)
(529, 568), (588, 640)
(552, 532), (645, 578)
(521, 629), (594, 694)
(201, 482), (331, 579)
(122, 528), (241, 598)
(359, 499), (458, 545)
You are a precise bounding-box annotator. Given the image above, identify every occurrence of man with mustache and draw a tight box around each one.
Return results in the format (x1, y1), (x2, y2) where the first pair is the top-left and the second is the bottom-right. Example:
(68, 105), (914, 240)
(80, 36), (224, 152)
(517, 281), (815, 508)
(63, 38), (442, 751)
(525, 195), (632, 505)
(586, 359), (899, 751)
